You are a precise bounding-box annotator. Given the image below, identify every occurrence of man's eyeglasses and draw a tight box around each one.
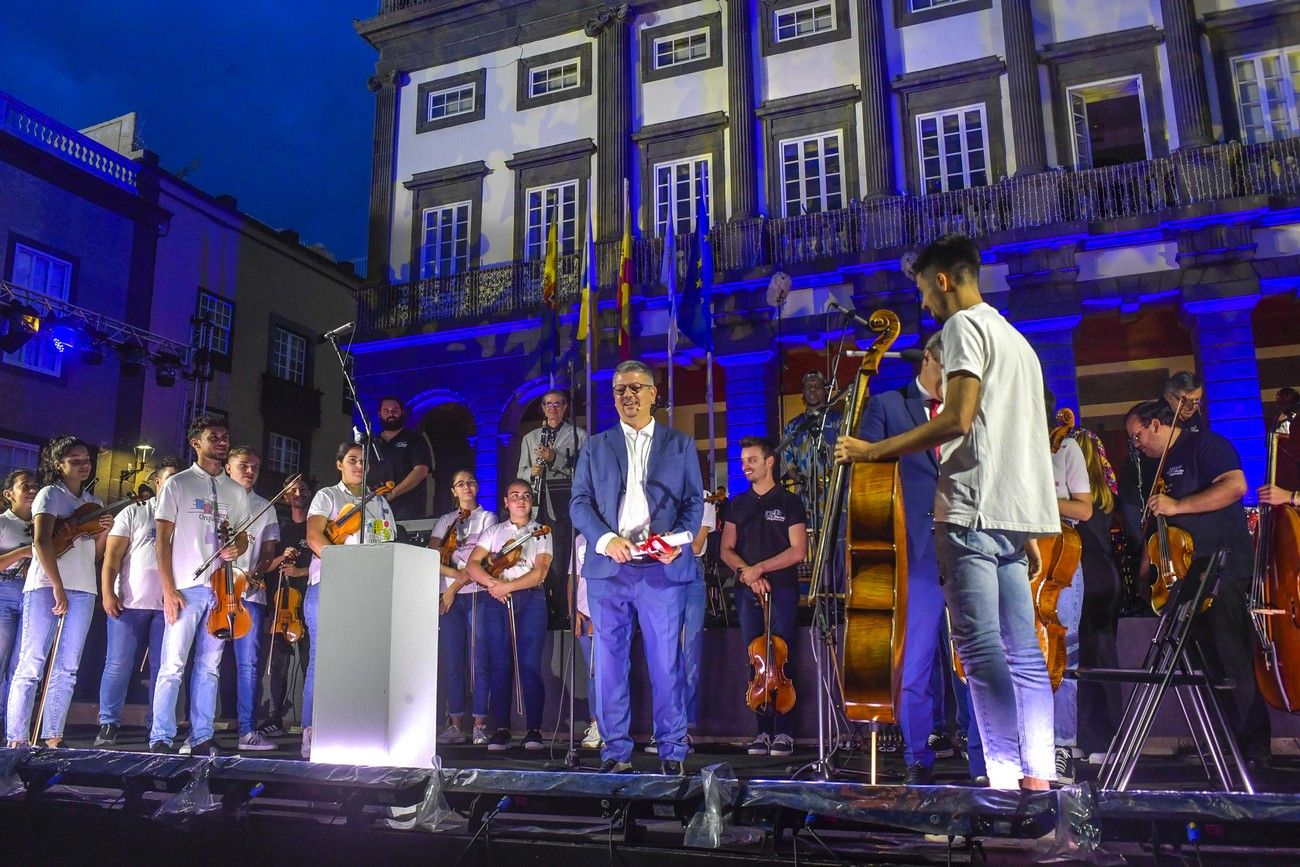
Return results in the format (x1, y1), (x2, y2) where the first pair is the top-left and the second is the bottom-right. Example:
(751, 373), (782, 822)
(613, 383), (654, 396)
(542, 401), (565, 409)
(1127, 424), (1150, 449)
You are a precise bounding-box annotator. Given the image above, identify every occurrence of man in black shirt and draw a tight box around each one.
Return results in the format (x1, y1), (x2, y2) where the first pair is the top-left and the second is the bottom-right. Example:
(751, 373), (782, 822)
(370, 396), (433, 522)
(721, 436), (807, 758)
(1124, 399), (1270, 765)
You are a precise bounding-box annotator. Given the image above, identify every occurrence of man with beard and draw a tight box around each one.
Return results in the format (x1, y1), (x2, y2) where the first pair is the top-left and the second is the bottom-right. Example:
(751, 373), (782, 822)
(780, 371), (841, 524)
(369, 396), (433, 523)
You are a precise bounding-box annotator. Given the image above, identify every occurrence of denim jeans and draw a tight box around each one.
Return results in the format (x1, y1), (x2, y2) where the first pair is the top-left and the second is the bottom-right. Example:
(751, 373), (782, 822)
(935, 524), (1055, 788)
(477, 587), (546, 730)
(577, 629), (598, 722)
(0, 579), (25, 732)
(303, 582), (319, 726)
(98, 607), (165, 727)
(683, 578), (705, 727)
(735, 582), (797, 739)
(150, 585), (225, 746)
(1052, 563), (1084, 748)
(5, 587), (96, 742)
(439, 591), (488, 718)
(221, 600), (264, 735)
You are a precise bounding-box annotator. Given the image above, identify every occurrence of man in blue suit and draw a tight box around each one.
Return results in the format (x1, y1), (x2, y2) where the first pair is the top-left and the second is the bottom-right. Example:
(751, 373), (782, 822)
(860, 333), (982, 784)
(571, 359), (704, 775)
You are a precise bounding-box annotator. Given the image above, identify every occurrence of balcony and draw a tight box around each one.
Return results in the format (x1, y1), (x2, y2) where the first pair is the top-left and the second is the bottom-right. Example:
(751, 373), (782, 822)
(0, 91), (139, 194)
(356, 139), (1300, 337)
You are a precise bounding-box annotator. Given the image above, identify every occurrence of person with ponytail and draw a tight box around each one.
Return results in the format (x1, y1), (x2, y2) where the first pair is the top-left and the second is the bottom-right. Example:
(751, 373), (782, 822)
(6, 437), (112, 747)
(0, 469), (39, 733)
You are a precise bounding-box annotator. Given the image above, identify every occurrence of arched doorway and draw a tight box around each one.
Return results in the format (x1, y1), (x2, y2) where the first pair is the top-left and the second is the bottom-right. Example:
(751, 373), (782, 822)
(409, 391), (476, 519)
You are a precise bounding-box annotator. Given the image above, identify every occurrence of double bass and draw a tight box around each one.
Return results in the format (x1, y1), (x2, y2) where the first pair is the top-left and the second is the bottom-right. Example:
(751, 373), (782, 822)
(1251, 411), (1300, 712)
(1031, 409), (1083, 691)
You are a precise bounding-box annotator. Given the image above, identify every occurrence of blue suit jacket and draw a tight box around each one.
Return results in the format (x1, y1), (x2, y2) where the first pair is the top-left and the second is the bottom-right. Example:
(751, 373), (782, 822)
(570, 421), (704, 584)
(861, 380), (939, 577)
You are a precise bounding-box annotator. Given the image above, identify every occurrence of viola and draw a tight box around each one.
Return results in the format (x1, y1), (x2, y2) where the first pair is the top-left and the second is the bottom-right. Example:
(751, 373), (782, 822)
(483, 525), (551, 579)
(745, 592), (796, 714)
(324, 481), (395, 545)
(705, 486), (727, 506)
(206, 520), (253, 640)
(1147, 477), (1196, 613)
(1251, 412), (1300, 712)
(272, 578), (305, 644)
(1031, 408), (1083, 691)
(51, 483), (154, 556)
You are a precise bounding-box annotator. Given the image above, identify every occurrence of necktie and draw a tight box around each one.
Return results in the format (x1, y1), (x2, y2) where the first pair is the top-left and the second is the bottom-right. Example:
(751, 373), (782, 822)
(927, 399), (941, 461)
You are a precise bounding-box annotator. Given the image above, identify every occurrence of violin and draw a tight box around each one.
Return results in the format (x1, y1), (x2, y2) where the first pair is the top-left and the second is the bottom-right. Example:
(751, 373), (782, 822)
(51, 483), (154, 556)
(206, 519), (253, 640)
(1147, 477), (1196, 612)
(483, 525), (551, 579)
(437, 508), (471, 566)
(324, 481), (395, 545)
(271, 561), (305, 644)
(704, 486), (727, 506)
(1032, 409), (1083, 690)
(745, 592), (796, 714)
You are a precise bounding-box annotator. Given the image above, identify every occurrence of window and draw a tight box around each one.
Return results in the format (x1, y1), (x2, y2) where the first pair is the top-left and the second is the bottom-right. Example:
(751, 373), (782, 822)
(655, 28), (710, 68)
(780, 132), (844, 215)
(267, 433), (302, 475)
(524, 183), (578, 261)
(428, 83), (475, 121)
(4, 243), (71, 376)
(270, 326), (307, 385)
(1231, 46), (1300, 143)
(0, 436), (39, 482)
(1067, 76), (1151, 169)
(893, 0), (990, 27)
(196, 290), (234, 355)
(420, 202), (471, 278)
(910, 0), (973, 11)
(775, 2), (834, 42)
(916, 104), (989, 194)
(529, 59), (581, 98)
(654, 156), (711, 239)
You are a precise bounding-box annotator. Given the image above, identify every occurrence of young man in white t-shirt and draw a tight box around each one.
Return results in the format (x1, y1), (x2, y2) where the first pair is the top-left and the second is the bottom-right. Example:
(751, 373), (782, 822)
(94, 458), (183, 747)
(149, 414), (250, 755)
(836, 234), (1059, 791)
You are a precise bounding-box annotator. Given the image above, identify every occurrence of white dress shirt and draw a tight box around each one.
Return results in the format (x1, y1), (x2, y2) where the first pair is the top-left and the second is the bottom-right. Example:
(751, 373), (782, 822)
(597, 418), (656, 555)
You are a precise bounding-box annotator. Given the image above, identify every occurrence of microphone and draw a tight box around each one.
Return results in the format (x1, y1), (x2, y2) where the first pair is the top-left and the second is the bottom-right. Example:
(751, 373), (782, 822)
(824, 299), (874, 330)
(318, 321), (355, 343)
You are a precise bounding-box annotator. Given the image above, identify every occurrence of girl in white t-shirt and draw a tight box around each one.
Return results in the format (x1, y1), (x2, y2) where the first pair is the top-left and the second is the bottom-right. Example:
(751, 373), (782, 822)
(0, 469), (38, 731)
(299, 442), (396, 758)
(6, 436), (112, 747)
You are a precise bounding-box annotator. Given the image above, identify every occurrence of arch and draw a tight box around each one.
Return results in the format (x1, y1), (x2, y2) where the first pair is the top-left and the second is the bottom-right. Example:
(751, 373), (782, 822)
(497, 376), (555, 495)
(407, 387), (477, 518)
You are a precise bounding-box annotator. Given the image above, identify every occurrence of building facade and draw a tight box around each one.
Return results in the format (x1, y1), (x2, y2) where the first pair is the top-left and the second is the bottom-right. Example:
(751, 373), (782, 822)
(354, 0), (1300, 504)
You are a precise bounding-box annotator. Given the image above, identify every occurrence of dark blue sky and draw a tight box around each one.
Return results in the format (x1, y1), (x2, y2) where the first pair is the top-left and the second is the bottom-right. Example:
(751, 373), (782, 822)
(2, 1), (378, 266)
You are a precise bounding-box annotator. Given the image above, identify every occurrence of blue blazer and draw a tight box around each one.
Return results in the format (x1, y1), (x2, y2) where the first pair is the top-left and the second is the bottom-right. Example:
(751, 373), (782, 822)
(570, 422), (704, 584)
(861, 380), (939, 577)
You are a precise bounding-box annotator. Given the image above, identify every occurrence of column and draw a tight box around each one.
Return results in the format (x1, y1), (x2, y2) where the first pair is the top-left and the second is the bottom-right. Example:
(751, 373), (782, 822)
(856, 0), (897, 196)
(726, 0), (759, 218)
(1016, 316), (1082, 421)
(1000, 0), (1048, 175)
(1183, 295), (1266, 497)
(470, 413), (502, 508)
(1160, 0), (1215, 150)
(590, 367), (616, 433)
(594, 7), (632, 243)
(366, 70), (400, 283)
(716, 350), (778, 491)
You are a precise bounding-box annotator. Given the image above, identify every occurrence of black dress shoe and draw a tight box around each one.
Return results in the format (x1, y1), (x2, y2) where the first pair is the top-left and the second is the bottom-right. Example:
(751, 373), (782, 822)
(191, 738), (222, 757)
(661, 760), (684, 776)
(149, 741), (175, 754)
(903, 763), (933, 785)
(598, 758), (634, 774)
(93, 724), (119, 747)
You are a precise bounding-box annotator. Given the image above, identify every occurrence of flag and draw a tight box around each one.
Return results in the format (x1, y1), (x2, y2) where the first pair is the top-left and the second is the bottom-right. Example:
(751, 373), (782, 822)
(540, 208), (560, 380)
(679, 165), (713, 353)
(576, 203), (596, 345)
(616, 179), (632, 361)
(661, 209), (678, 355)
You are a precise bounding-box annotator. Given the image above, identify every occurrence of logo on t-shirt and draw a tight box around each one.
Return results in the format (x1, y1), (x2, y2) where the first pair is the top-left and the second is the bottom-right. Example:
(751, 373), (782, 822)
(190, 499), (231, 522)
(1166, 465), (1185, 478)
(765, 509), (787, 523)
(370, 518), (394, 542)
(395, 441), (408, 448)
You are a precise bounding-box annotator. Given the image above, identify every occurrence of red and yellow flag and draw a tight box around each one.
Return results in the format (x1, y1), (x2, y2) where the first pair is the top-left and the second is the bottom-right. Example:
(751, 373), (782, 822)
(617, 179), (632, 360)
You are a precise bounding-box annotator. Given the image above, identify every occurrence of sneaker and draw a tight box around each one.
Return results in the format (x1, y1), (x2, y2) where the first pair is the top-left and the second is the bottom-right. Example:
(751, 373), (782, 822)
(93, 724), (120, 747)
(487, 728), (511, 751)
(471, 723), (489, 746)
(661, 759), (684, 776)
(257, 719), (287, 738)
(926, 731), (956, 759)
(522, 729), (544, 750)
(437, 723), (468, 745)
(746, 733), (771, 756)
(178, 739), (193, 756)
(191, 738), (222, 757)
(769, 734), (794, 757)
(685, 732), (695, 754)
(149, 740), (174, 754)
(1086, 752), (1108, 766)
(599, 758), (634, 774)
(878, 724), (903, 753)
(238, 731), (276, 752)
(643, 735), (658, 754)
(581, 721), (602, 750)
(1055, 746), (1074, 783)
(301, 726), (312, 760)
(903, 762), (934, 785)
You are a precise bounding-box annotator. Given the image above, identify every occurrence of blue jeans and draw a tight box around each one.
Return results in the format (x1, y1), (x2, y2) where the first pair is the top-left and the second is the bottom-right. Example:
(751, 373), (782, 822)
(0, 579), (25, 732)
(99, 607), (165, 727)
(439, 591), (488, 718)
(477, 587), (546, 730)
(736, 582), (797, 739)
(220, 601), (264, 735)
(5, 588), (96, 742)
(303, 582), (319, 726)
(936, 524), (1055, 788)
(1052, 563), (1084, 748)
(683, 578), (705, 727)
(578, 628), (599, 722)
(150, 585), (225, 746)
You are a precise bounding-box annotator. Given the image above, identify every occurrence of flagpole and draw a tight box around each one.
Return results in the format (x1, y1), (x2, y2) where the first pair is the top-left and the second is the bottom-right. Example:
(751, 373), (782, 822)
(584, 178), (594, 436)
(706, 350), (715, 490)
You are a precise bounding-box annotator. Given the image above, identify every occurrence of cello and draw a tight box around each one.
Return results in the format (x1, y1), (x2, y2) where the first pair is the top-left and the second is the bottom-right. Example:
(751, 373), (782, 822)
(745, 592), (796, 714)
(1031, 409), (1084, 691)
(1251, 411), (1300, 712)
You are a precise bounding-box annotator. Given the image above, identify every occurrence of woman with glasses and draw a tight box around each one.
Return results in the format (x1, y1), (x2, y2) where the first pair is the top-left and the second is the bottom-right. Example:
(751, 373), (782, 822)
(0, 470), (39, 732)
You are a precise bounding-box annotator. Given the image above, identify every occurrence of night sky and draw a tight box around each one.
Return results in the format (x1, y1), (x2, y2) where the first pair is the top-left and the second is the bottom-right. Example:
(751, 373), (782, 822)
(1, 1), (378, 267)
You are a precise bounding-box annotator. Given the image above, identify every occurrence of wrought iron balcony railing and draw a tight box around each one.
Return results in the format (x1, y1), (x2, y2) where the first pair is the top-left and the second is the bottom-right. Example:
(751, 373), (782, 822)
(357, 139), (1300, 336)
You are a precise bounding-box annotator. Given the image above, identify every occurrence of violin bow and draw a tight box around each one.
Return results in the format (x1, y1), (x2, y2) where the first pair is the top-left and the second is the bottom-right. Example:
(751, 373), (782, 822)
(1139, 396), (1184, 534)
(191, 473), (304, 580)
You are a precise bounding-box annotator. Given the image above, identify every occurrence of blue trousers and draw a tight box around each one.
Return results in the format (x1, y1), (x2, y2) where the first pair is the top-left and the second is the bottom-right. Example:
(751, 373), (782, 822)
(439, 591), (488, 718)
(216, 600), (264, 735)
(683, 577), (705, 726)
(303, 583), (319, 726)
(900, 555), (947, 768)
(588, 562), (689, 763)
(735, 582), (797, 738)
(150, 585), (224, 746)
(477, 587), (546, 730)
(0, 579), (25, 732)
(6, 588), (96, 742)
(99, 607), (165, 727)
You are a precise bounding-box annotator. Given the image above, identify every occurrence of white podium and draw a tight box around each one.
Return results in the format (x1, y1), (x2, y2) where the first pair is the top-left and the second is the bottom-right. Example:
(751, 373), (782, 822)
(312, 543), (441, 767)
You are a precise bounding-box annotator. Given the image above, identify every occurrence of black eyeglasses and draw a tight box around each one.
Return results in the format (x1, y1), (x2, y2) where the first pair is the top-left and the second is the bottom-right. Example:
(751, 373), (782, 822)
(1127, 423), (1150, 449)
(613, 383), (654, 396)
(452, 479), (477, 489)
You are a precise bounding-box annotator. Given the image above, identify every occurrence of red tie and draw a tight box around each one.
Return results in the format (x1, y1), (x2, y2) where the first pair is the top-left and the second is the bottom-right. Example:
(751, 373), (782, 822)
(927, 399), (941, 461)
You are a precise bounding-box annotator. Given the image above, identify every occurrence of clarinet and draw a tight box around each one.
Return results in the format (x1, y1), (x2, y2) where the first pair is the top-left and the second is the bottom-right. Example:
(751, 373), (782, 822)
(531, 424), (559, 504)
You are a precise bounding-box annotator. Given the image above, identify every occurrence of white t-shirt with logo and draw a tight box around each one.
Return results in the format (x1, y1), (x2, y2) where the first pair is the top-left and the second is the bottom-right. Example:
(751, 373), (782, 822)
(0, 510), (33, 583)
(109, 500), (163, 610)
(233, 492), (281, 605)
(155, 463), (252, 591)
(936, 302), (1058, 535)
(307, 483), (396, 586)
(475, 520), (553, 583)
(698, 492), (718, 560)
(26, 482), (103, 594)
(430, 505), (497, 592)
(1050, 437), (1091, 527)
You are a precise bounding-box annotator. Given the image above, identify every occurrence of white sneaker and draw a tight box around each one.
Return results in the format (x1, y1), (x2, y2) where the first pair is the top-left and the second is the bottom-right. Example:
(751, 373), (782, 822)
(437, 723), (468, 745)
(301, 726), (313, 759)
(178, 739), (193, 756)
(581, 721), (602, 750)
(238, 731), (276, 752)
(1087, 752), (1108, 766)
(471, 723), (489, 745)
(770, 734), (794, 757)
(643, 735), (658, 754)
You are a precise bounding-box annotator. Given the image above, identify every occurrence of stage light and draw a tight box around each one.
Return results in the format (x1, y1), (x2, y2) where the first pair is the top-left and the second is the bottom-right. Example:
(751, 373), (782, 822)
(0, 304), (40, 353)
(78, 328), (108, 365)
(153, 352), (181, 387)
(117, 343), (148, 376)
(47, 317), (80, 353)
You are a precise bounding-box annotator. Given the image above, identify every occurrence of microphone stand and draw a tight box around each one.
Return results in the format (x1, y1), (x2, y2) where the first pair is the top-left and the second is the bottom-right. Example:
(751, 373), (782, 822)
(326, 331), (374, 545)
(563, 360), (584, 769)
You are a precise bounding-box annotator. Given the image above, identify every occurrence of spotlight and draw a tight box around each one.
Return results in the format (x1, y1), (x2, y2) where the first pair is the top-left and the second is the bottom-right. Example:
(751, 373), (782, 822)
(0, 304), (40, 353)
(153, 352), (181, 388)
(80, 330), (108, 365)
(47, 317), (80, 354)
(117, 343), (149, 376)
